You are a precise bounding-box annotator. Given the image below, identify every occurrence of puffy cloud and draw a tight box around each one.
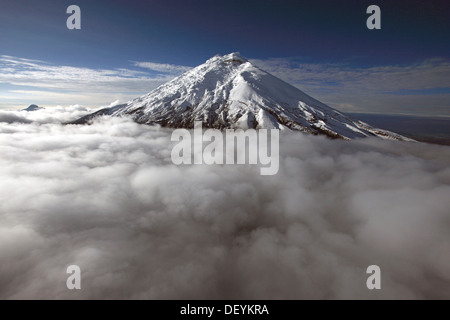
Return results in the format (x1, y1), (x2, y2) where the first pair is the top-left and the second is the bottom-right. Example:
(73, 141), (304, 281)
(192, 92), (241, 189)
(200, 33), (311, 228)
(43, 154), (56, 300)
(0, 111), (31, 124)
(0, 110), (449, 299)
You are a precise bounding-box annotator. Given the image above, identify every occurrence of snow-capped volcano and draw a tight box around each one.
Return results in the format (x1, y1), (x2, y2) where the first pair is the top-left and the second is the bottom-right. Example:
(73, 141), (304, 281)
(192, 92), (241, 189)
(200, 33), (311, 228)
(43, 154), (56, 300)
(73, 53), (410, 140)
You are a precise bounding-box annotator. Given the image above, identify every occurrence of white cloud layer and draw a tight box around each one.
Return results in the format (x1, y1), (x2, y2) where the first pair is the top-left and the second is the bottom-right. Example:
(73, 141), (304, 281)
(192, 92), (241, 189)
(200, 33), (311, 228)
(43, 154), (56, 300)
(0, 109), (449, 299)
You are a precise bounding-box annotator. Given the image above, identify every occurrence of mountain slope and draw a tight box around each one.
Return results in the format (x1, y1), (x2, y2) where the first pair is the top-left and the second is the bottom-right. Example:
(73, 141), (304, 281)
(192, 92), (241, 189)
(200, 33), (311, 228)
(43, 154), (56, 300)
(73, 53), (411, 141)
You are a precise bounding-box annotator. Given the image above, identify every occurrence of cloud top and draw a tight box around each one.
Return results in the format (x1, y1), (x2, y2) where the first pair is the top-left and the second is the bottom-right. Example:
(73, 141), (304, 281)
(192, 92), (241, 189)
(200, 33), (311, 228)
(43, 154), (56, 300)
(0, 110), (449, 299)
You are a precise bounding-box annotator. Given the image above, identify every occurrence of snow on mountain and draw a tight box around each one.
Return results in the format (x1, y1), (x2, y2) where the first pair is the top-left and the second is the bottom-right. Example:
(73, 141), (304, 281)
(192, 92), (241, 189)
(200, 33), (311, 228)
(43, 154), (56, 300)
(72, 53), (411, 141)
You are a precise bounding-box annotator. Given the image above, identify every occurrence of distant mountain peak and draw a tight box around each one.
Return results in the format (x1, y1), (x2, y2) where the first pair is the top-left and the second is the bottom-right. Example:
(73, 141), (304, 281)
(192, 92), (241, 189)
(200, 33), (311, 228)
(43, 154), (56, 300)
(23, 104), (43, 112)
(72, 53), (411, 141)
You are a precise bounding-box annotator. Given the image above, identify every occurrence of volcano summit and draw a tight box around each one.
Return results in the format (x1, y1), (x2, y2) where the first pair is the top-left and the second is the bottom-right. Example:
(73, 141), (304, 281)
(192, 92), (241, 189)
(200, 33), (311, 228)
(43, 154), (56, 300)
(73, 53), (410, 141)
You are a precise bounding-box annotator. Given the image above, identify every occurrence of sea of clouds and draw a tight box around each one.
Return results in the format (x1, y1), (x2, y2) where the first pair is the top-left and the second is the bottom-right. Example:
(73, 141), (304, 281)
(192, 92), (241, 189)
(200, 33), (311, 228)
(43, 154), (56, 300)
(0, 107), (449, 299)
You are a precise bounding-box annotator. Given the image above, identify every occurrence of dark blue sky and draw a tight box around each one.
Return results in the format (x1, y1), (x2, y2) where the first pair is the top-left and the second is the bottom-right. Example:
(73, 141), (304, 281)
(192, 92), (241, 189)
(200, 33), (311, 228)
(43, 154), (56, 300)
(1, 0), (448, 67)
(0, 0), (449, 116)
